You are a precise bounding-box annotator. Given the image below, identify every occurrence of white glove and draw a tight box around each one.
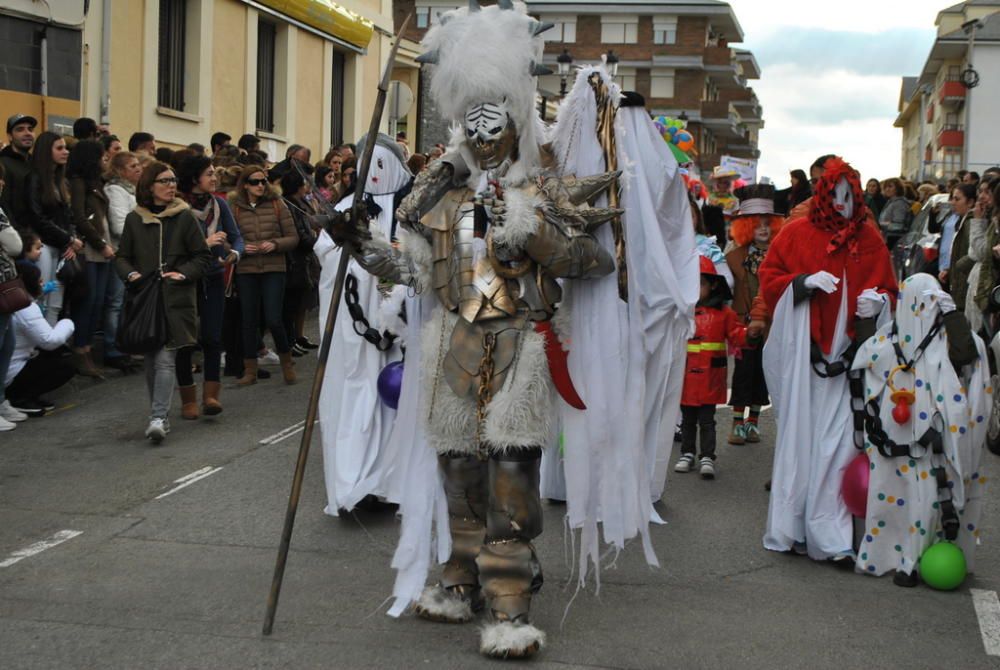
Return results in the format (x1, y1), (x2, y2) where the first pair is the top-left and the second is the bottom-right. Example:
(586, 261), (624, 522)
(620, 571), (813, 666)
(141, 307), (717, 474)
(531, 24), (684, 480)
(804, 271), (840, 295)
(856, 288), (886, 319)
(923, 288), (956, 314)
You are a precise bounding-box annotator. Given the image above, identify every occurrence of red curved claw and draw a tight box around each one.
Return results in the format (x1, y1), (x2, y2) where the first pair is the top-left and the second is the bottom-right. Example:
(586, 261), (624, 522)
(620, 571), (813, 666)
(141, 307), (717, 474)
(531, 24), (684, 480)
(535, 321), (586, 410)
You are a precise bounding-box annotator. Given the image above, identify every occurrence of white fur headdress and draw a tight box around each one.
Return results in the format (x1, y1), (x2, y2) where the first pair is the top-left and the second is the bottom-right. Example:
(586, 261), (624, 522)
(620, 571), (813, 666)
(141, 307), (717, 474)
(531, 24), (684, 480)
(418, 1), (551, 177)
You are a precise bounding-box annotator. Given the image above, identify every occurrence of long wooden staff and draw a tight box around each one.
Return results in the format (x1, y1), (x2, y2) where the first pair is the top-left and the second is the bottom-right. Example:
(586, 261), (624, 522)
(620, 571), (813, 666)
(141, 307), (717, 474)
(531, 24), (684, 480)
(262, 14), (413, 636)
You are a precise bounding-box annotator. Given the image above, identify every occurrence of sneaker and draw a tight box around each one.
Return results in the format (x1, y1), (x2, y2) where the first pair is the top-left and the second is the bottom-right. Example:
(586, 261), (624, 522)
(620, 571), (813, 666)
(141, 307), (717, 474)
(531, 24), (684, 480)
(699, 457), (716, 479)
(36, 397), (56, 411)
(10, 399), (45, 417)
(297, 336), (319, 350)
(744, 423), (761, 443)
(0, 415), (16, 432)
(728, 423), (746, 445)
(258, 349), (280, 366)
(145, 418), (170, 444)
(674, 453), (695, 473)
(0, 400), (28, 422)
(257, 368), (272, 380)
(291, 344), (306, 357)
(792, 541), (808, 556)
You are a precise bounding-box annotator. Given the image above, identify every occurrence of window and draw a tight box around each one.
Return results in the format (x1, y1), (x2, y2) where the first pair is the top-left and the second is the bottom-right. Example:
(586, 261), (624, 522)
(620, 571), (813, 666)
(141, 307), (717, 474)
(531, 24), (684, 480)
(650, 70), (675, 98)
(703, 79), (718, 102)
(653, 16), (677, 45)
(157, 0), (187, 110)
(544, 15), (577, 43)
(415, 4), (461, 28)
(613, 67), (636, 92)
(256, 20), (277, 133)
(330, 51), (346, 147)
(700, 128), (717, 156)
(601, 16), (638, 44)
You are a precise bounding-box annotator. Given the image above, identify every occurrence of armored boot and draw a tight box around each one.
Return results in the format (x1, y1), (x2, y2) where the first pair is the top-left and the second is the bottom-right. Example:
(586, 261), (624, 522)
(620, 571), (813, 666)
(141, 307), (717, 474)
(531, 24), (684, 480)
(415, 452), (488, 624)
(477, 447), (545, 659)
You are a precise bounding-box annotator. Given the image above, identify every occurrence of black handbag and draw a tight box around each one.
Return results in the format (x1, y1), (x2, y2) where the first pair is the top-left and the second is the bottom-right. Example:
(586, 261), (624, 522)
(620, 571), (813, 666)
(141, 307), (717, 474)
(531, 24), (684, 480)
(55, 255), (88, 298)
(115, 272), (167, 354)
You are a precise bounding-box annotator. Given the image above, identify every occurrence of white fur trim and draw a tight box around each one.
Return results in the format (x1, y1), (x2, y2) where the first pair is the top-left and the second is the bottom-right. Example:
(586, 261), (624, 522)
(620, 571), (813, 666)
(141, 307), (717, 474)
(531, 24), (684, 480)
(398, 228), (433, 295)
(491, 188), (541, 250)
(482, 327), (552, 450)
(549, 299), (572, 343)
(414, 584), (474, 623)
(479, 620), (546, 658)
(376, 285), (408, 341)
(422, 309), (478, 455)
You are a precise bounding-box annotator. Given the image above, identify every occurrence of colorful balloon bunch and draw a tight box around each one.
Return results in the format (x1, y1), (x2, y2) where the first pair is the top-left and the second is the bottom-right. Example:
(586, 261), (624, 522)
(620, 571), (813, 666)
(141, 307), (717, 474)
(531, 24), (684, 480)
(652, 115), (696, 154)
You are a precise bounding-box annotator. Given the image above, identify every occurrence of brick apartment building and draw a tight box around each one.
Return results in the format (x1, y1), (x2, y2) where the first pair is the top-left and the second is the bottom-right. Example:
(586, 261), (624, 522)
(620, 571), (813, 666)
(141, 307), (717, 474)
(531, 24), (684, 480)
(393, 0), (764, 177)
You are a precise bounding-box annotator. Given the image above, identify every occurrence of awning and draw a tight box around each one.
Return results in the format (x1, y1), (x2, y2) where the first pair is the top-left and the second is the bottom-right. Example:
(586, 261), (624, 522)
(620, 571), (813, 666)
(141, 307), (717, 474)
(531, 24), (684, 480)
(252, 0), (374, 49)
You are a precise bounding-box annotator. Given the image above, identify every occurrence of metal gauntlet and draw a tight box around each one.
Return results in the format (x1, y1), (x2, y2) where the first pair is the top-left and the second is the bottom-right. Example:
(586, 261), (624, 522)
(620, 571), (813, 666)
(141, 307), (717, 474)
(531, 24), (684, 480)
(396, 153), (471, 230)
(352, 235), (416, 288)
(522, 216), (615, 279)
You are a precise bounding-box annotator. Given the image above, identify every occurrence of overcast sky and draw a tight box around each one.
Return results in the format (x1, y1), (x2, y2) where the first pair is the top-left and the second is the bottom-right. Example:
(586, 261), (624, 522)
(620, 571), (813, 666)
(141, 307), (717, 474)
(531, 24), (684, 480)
(727, 0), (946, 186)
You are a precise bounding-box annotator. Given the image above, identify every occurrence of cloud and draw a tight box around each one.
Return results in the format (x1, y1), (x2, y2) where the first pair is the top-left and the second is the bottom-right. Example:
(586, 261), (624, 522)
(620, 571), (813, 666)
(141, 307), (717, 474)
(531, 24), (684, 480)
(751, 28), (937, 76)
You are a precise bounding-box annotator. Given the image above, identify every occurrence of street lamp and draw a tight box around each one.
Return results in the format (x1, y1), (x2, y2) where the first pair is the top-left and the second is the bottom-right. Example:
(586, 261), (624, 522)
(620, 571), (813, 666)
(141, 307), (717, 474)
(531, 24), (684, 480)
(678, 110), (689, 128)
(557, 48), (574, 96)
(604, 50), (619, 78)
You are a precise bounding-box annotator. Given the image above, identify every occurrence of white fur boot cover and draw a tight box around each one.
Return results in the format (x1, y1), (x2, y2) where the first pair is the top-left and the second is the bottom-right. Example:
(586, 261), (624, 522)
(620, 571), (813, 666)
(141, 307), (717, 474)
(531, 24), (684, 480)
(413, 584), (474, 624)
(479, 620), (546, 659)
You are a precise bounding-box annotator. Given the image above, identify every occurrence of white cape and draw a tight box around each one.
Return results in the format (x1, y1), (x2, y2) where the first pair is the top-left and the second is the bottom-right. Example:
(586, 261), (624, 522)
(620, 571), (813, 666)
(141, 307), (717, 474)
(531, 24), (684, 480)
(548, 66), (698, 582)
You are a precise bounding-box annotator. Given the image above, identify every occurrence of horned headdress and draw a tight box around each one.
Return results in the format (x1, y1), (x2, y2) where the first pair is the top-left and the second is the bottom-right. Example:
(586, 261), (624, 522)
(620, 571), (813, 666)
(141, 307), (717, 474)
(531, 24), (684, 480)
(417, 1), (552, 180)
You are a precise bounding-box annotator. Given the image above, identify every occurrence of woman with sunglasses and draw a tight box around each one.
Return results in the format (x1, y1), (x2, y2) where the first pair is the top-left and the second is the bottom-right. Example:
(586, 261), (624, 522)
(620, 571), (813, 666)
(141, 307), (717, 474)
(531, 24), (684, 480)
(116, 162), (211, 444)
(175, 155), (244, 419)
(228, 165), (299, 385)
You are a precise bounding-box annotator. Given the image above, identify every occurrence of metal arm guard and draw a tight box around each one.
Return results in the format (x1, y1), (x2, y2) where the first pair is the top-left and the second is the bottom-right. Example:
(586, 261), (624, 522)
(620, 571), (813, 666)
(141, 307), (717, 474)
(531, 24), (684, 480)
(396, 152), (472, 233)
(521, 210), (615, 280)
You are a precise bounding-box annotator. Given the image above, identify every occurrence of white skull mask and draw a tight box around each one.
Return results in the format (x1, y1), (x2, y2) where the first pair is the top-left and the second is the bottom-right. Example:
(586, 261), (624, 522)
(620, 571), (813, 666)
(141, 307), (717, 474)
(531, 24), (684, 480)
(833, 176), (854, 221)
(464, 100), (518, 169)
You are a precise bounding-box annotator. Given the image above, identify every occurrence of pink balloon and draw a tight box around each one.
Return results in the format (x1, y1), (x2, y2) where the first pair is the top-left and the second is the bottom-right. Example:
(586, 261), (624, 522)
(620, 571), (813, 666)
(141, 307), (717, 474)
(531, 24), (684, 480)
(841, 452), (870, 518)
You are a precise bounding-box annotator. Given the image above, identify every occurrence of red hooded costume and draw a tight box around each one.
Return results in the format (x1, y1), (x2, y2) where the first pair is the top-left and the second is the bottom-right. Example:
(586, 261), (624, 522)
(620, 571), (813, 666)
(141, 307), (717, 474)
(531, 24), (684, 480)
(758, 158), (897, 354)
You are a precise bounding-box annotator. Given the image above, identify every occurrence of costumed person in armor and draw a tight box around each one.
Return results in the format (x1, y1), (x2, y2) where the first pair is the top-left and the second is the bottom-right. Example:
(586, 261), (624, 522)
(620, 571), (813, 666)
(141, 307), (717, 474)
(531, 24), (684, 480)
(325, 2), (615, 657)
(725, 185), (783, 446)
(543, 78), (698, 557)
(314, 133), (412, 515)
(759, 156), (897, 563)
(853, 273), (988, 586)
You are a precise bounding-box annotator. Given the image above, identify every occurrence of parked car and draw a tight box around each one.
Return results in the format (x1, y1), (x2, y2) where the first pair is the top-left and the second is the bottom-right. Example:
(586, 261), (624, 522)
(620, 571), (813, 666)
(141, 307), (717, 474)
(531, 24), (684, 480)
(892, 193), (951, 282)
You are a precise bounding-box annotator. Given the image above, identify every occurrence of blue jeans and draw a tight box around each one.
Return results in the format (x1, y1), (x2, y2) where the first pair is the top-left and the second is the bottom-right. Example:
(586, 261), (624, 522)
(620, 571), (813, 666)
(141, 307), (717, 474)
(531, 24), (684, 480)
(103, 269), (125, 357)
(0, 314), (15, 403)
(176, 276), (226, 385)
(71, 260), (111, 348)
(236, 272), (289, 355)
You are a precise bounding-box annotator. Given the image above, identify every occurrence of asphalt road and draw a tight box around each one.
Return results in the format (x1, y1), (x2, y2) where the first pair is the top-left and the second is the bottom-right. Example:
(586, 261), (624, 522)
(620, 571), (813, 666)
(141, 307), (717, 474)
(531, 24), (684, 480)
(2, 343), (1000, 669)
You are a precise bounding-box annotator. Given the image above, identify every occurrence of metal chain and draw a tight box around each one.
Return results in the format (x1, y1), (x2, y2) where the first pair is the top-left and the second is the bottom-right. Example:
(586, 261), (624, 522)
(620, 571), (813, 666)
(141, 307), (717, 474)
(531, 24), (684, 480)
(475, 331), (497, 460)
(344, 273), (397, 352)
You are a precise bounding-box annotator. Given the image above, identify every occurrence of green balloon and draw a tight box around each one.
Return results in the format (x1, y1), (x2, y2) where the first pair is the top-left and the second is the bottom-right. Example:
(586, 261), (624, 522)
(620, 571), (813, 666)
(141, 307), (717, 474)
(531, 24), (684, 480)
(919, 542), (967, 591)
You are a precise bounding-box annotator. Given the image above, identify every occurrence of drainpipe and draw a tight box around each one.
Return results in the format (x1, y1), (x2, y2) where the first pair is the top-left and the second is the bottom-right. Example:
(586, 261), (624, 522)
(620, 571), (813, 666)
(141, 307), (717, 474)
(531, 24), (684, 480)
(100, 0), (111, 124)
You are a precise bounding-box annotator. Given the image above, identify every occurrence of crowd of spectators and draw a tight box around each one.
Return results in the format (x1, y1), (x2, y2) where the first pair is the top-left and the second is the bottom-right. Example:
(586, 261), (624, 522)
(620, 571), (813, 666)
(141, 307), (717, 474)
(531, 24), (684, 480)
(0, 112), (419, 442)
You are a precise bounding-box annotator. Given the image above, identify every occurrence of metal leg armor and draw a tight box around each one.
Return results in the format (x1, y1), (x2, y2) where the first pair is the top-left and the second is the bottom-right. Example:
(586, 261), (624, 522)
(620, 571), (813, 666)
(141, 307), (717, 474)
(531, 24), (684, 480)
(440, 452), (488, 596)
(477, 447), (544, 624)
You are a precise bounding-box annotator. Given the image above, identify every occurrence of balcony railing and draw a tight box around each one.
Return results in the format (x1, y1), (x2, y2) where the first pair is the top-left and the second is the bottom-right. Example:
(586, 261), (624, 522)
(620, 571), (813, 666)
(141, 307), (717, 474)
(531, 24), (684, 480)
(938, 80), (966, 110)
(937, 125), (964, 149)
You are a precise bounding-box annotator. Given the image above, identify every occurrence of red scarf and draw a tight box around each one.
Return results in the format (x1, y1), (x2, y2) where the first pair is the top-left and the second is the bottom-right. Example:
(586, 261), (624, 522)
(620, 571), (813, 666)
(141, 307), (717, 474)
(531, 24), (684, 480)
(808, 157), (868, 260)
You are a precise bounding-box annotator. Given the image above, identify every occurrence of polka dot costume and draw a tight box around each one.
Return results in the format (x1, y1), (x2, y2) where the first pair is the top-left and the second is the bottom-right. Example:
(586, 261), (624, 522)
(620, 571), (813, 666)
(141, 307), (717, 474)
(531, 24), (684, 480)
(851, 274), (988, 577)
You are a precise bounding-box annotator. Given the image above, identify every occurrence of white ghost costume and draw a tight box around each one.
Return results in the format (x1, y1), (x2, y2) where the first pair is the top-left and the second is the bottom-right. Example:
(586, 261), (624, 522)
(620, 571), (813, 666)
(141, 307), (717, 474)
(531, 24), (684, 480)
(853, 273), (989, 577)
(317, 136), (412, 514)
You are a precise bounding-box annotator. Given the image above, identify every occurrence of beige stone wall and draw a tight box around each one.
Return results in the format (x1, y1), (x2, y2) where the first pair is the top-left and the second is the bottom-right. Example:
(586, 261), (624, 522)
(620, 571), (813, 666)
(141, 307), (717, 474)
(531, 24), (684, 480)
(211, 0), (248, 136)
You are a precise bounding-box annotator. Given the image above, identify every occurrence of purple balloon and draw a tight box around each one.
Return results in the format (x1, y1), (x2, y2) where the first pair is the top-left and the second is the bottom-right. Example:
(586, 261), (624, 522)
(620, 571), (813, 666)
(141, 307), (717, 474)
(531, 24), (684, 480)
(377, 361), (405, 409)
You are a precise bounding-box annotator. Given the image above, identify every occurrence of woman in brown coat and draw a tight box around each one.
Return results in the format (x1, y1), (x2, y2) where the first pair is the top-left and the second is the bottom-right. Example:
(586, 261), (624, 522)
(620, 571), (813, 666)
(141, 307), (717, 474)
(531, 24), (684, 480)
(67, 139), (115, 378)
(116, 162), (211, 443)
(228, 165), (299, 384)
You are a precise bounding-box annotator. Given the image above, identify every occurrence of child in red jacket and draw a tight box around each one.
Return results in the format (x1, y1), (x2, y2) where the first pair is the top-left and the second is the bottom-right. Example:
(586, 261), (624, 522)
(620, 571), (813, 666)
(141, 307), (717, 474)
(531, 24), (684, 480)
(675, 256), (762, 479)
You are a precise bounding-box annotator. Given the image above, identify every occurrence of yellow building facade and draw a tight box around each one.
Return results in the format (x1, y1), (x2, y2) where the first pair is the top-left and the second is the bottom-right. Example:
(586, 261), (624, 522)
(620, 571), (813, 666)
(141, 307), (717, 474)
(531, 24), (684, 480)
(2, 0), (410, 160)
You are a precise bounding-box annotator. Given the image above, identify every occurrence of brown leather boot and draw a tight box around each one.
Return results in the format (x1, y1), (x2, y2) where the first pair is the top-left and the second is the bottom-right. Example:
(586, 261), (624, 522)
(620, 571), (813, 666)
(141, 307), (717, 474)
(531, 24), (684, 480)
(179, 385), (199, 420)
(236, 359), (258, 386)
(278, 352), (296, 385)
(202, 381), (223, 415)
(72, 349), (104, 379)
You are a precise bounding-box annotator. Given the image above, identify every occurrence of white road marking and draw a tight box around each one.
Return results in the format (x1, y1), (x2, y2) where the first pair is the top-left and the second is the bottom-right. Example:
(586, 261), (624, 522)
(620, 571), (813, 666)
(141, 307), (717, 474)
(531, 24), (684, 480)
(259, 420), (307, 446)
(155, 467), (224, 499)
(972, 589), (1000, 656)
(0, 530), (83, 568)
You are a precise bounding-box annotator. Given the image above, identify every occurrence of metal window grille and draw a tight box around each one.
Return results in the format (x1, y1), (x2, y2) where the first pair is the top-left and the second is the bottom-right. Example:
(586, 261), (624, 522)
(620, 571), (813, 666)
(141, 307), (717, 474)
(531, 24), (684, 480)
(157, 0), (186, 110)
(257, 21), (277, 133)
